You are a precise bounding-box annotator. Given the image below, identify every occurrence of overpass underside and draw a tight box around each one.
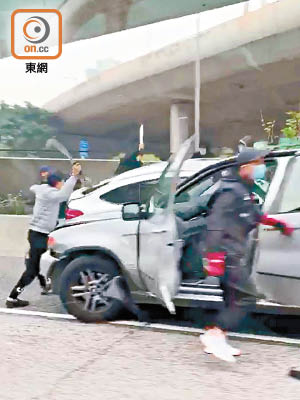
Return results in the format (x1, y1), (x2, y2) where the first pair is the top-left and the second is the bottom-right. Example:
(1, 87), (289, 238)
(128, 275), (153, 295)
(46, 0), (300, 158)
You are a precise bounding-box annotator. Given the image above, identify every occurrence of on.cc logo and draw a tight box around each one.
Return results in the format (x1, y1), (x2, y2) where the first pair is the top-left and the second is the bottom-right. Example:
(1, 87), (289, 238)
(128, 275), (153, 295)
(23, 16), (50, 44)
(11, 9), (62, 60)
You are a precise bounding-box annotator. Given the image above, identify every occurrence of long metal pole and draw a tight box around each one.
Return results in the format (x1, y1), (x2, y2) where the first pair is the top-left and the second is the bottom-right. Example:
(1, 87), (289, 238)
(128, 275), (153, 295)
(194, 60), (200, 151)
(194, 13), (201, 152)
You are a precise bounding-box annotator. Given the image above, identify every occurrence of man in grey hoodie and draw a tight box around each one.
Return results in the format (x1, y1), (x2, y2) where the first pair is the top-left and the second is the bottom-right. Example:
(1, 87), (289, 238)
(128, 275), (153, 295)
(6, 163), (82, 308)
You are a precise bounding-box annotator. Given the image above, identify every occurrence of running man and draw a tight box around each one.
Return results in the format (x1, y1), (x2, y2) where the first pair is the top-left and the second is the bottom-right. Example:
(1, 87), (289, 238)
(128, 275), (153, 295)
(200, 149), (293, 362)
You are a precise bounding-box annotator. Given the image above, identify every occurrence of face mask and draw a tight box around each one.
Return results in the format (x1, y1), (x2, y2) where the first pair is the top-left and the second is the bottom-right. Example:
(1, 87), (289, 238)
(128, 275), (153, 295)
(252, 164), (266, 180)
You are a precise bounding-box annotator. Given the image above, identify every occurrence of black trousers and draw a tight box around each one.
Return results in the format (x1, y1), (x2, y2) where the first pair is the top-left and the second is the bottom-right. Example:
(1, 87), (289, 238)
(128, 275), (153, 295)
(10, 230), (48, 299)
(216, 263), (257, 331)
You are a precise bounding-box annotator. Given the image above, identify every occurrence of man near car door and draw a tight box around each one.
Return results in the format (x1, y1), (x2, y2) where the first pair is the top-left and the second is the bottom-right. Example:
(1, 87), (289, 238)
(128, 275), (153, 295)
(200, 148), (294, 362)
(6, 163), (82, 308)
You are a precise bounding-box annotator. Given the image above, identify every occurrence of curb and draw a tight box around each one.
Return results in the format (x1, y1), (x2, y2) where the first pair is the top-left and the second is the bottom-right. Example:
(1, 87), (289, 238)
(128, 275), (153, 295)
(0, 308), (300, 347)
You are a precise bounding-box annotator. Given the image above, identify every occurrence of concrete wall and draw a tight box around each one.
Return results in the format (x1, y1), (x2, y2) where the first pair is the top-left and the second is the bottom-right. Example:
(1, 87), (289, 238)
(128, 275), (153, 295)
(0, 157), (119, 198)
(0, 215), (30, 257)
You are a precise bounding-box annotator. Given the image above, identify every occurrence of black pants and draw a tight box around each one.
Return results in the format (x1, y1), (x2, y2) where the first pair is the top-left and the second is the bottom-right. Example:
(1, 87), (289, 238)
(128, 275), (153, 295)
(216, 264), (257, 331)
(10, 230), (48, 299)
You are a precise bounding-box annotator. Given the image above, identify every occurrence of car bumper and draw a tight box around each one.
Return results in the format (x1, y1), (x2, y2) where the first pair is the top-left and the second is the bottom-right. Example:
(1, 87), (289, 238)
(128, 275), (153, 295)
(40, 250), (58, 278)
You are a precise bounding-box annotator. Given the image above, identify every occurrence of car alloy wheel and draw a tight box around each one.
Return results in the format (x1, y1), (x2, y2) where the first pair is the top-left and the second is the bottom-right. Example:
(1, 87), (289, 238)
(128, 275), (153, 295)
(71, 269), (112, 312)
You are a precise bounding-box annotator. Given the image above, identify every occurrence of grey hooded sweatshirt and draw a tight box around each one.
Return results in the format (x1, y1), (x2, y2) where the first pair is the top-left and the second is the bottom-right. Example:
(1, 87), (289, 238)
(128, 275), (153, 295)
(29, 176), (77, 234)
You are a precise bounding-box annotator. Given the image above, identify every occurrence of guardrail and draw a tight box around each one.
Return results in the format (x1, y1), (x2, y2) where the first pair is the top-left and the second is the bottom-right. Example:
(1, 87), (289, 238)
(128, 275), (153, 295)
(0, 157), (119, 198)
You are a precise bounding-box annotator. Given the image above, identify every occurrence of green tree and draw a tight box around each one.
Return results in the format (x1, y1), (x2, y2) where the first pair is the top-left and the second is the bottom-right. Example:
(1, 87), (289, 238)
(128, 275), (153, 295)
(0, 102), (55, 157)
(281, 111), (300, 139)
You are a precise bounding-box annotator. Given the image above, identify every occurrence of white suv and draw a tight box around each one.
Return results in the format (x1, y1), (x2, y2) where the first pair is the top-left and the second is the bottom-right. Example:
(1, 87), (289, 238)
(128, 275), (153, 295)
(64, 159), (218, 222)
(42, 136), (300, 323)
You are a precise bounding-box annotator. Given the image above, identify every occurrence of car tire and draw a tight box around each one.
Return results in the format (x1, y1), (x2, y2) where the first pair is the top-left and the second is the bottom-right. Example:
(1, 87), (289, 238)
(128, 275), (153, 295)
(59, 255), (123, 323)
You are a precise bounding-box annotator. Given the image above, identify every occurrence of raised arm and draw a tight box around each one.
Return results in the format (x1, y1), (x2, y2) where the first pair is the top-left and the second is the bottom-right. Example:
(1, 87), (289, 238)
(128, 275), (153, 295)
(47, 163), (82, 202)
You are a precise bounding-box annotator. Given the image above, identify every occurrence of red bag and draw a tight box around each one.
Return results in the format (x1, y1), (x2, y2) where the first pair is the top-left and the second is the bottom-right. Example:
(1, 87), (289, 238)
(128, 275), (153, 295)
(203, 252), (226, 277)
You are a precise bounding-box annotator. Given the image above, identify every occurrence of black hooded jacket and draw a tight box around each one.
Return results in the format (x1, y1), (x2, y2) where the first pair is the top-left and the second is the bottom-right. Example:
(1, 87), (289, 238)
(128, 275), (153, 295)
(205, 172), (262, 258)
(114, 151), (142, 175)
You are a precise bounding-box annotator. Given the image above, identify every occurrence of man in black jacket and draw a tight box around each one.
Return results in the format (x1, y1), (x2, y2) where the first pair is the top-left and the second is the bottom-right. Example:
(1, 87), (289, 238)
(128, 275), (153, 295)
(200, 148), (294, 362)
(114, 143), (144, 175)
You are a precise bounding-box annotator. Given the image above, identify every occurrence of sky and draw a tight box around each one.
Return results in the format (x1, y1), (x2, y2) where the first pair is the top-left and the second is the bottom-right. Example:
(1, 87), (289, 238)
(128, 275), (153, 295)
(0, 0), (278, 108)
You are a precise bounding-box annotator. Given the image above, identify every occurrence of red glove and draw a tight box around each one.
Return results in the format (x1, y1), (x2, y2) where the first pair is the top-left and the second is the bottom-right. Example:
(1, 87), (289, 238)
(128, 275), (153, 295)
(203, 252), (226, 277)
(260, 214), (294, 236)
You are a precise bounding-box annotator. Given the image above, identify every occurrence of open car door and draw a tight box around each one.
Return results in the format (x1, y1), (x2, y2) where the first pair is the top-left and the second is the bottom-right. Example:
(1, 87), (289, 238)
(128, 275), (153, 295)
(255, 155), (300, 305)
(138, 135), (195, 313)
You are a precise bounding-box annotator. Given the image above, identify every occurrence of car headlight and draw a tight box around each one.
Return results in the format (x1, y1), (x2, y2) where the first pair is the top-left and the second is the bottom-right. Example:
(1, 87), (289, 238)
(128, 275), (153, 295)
(48, 236), (56, 249)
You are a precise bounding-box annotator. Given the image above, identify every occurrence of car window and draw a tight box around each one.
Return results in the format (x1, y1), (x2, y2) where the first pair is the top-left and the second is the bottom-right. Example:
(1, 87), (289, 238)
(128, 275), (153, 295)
(174, 161), (277, 220)
(82, 181), (109, 195)
(174, 167), (232, 220)
(139, 180), (158, 204)
(100, 180), (158, 205)
(277, 157), (300, 214)
(100, 183), (140, 204)
(175, 167), (232, 205)
(251, 160), (277, 205)
(146, 176), (189, 210)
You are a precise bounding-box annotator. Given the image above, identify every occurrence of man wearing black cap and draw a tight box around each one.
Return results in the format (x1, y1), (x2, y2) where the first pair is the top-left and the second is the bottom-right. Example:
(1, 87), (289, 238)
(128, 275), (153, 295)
(6, 163), (81, 308)
(200, 148), (294, 362)
(39, 165), (52, 183)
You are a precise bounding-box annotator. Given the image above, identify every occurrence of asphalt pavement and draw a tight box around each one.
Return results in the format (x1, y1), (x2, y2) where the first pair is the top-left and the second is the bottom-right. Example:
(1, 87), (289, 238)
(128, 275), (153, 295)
(0, 256), (64, 313)
(1, 312), (300, 400)
(2, 256), (300, 399)
(2, 256), (300, 339)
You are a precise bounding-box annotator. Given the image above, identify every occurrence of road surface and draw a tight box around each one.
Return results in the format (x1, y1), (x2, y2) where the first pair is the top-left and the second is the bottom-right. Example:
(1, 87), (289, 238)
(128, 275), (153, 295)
(1, 312), (300, 400)
(0, 256), (64, 313)
(2, 256), (300, 339)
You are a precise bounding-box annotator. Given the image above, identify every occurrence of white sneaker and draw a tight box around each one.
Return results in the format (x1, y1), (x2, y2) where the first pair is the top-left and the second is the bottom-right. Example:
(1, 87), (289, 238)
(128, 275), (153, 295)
(224, 340), (241, 357)
(203, 335), (241, 356)
(204, 343), (241, 356)
(200, 328), (236, 363)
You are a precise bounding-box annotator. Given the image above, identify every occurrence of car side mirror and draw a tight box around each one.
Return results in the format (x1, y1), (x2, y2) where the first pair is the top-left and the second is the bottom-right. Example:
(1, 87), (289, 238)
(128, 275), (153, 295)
(122, 203), (141, 221)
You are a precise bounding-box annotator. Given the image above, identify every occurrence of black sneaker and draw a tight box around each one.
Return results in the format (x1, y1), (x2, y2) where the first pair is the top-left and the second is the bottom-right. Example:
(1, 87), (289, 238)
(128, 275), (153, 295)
(41, 287), (53, 295)
(6, 298), (29, 308)
(41, 278), (52, 295)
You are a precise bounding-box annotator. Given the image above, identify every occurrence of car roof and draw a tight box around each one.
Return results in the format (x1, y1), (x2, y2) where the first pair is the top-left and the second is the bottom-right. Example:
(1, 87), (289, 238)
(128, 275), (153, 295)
(100, 158), (219, 185)
(109, 148), (297, 185)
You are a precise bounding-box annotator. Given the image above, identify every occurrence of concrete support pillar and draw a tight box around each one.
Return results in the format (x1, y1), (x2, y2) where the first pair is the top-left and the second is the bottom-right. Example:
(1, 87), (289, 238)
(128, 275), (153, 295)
(170, 103), (193, 154)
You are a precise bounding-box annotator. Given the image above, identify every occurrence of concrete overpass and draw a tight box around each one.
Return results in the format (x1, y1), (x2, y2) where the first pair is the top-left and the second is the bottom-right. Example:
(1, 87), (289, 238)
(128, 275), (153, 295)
(0, 0), (244, 58)
(46, 0), (300, 157)
(60, 0), (245, 42)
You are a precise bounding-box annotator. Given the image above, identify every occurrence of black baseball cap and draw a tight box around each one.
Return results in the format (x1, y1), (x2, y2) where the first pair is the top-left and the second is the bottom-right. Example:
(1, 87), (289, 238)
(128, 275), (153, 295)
(39, 165), (50, 173)
(47, 172), (63, 187)
(237, 148), (269, 165)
